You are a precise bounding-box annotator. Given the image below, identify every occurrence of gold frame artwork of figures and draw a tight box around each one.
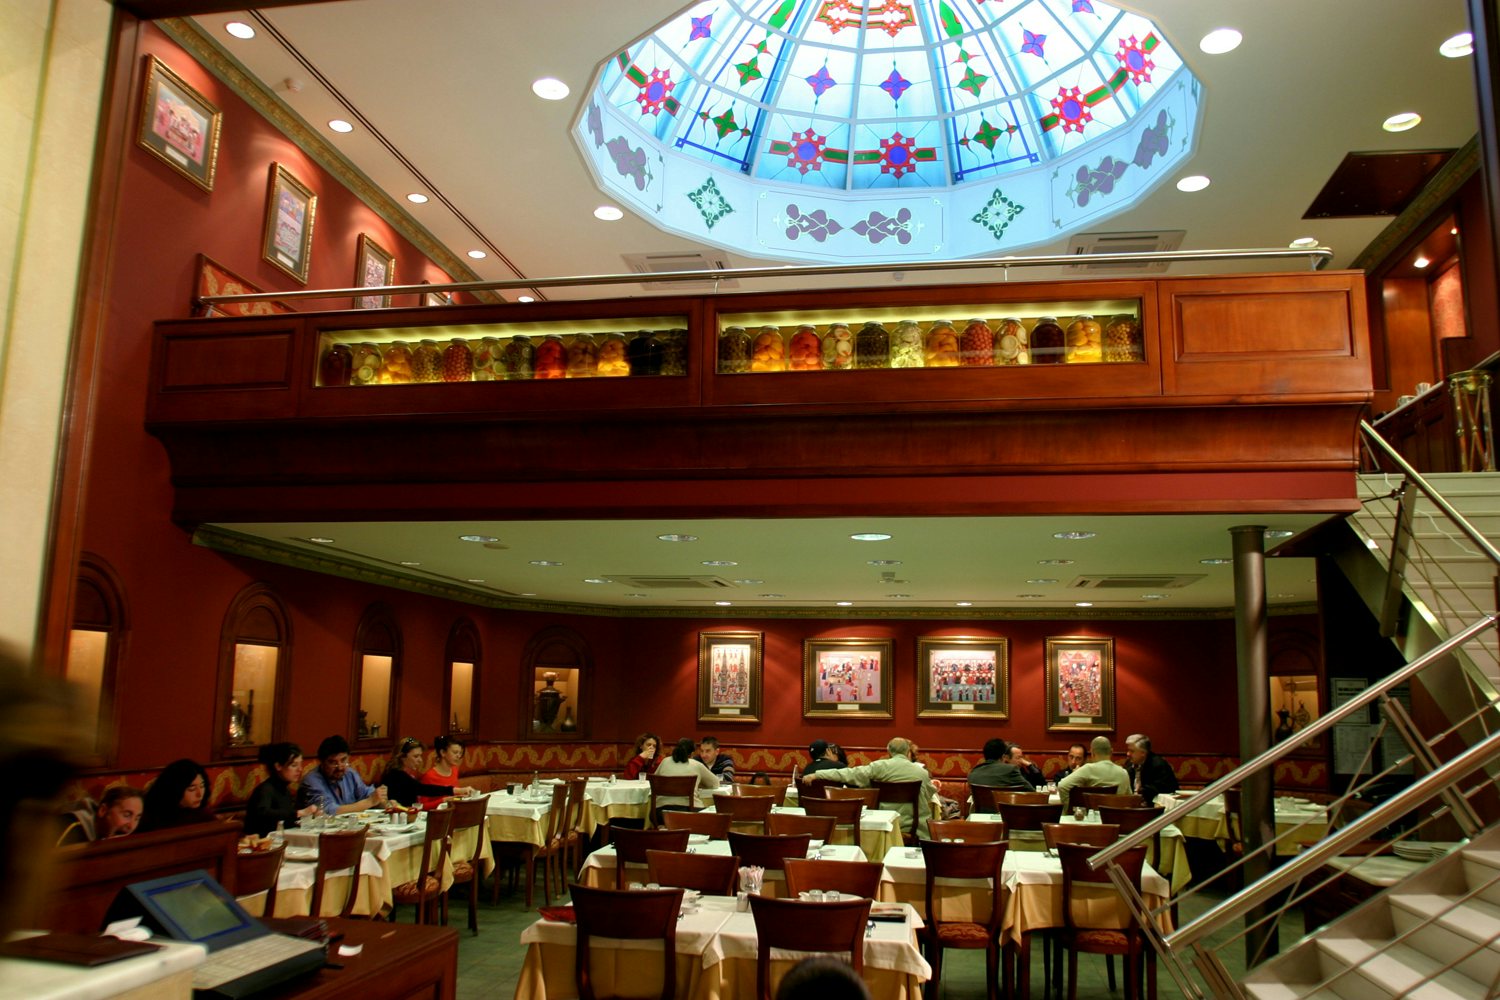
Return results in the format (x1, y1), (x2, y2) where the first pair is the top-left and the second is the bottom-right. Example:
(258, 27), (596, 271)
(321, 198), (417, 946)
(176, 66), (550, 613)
(1044, 636), (1115, 733)
(697, 631), (763, 724)
(916, 636), (1009, 719)
(137, 55), (222, 192)
(354, 233), (396, 309)
(261, 163), (317, 284)
(803, 637), (895, 719)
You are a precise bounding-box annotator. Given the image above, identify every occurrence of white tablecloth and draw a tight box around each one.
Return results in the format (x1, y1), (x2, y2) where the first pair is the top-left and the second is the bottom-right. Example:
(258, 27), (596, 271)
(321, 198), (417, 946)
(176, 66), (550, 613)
(580, 839), (867, 895)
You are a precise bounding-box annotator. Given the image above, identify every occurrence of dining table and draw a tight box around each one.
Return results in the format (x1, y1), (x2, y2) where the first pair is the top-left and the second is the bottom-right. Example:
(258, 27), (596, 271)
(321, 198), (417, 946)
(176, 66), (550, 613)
(578, 838), (868, 896)
(1167, 791), (1331, 856)
(513, 893), (930, 1000)
(964, 812), (1193, 892)
(700, 800), (905, 862)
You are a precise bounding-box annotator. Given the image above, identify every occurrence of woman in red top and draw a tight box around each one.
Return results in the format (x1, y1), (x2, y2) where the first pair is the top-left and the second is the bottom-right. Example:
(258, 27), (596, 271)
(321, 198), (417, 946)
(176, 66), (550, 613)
(622, 732), (661, 780)
(418, 735), (470, 809)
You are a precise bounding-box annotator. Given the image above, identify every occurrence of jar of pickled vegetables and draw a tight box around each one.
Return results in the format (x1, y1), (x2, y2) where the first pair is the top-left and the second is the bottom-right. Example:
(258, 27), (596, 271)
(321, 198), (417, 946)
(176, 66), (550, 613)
(597, 333), (630, 377)
(534, 335), (566, 379)
(472, 337), (501, 380)
(661, 329), (688, 376)
(350, 342), (383, 385)
(412, 339), (443, 382)
(718, 326), (752, 373)
(994, 318), (1027, 365)
(889, 321), (924, 368)
(854, 321), (889, 369)
(442, 338), (473, 382)
(1029, 316), (1065, 365)
(821, 323), (853, 370)
(925, 321), (960, 367)
(788, 324), (821, 371)
(960, 318), (994, 367)
(501, 335), (536, 379)
(319, 343), (352, 387)
(627, 331), (664, 376)
(751, 325), (785, 372)
(1065, 315), (1103, 363)
(1102, 314), (1145, 362)
(566, 333), (599, 378)
(378, 341), (414, 384)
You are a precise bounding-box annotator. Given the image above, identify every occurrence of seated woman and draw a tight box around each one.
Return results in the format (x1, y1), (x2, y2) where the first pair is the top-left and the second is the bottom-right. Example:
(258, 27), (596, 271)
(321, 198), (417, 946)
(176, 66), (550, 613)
(655, 737), (720, 808)
(418, 735), (476, 810)
(621, 732), (662, 780)
(382, 737), (458, 809)
(138, 758), (218, 832)
(244, 742), (321, 837)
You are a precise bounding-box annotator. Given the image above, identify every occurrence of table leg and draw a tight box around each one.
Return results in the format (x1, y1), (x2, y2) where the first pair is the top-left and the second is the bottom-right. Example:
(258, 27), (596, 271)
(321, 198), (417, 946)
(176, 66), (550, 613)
(1017, 931), (1032, 999)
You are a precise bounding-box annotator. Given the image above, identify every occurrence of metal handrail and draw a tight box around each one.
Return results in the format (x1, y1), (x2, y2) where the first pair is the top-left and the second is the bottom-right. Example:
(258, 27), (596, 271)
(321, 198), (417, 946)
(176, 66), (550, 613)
(1360, 419), (1500, 567)
(195, 246), (1335, 305)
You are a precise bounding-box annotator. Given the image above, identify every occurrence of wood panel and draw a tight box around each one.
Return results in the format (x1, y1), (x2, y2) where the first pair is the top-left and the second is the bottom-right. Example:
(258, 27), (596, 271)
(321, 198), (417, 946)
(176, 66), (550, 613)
(159, 331), (297, 390)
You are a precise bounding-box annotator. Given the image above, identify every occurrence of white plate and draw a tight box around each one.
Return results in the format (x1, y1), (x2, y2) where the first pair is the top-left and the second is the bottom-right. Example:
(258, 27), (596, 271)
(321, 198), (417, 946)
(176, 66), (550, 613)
(688, 833), (710, 844)
(284, 846), (317, 863)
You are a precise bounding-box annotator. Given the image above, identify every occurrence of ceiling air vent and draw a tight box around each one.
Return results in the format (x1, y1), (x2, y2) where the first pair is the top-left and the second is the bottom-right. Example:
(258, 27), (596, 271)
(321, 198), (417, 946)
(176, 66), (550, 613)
(1070, 574), (1203, 589)
(1065, 230), (1185, 274)
(614, 575), (736, 589)
(623, 252), (739, 291)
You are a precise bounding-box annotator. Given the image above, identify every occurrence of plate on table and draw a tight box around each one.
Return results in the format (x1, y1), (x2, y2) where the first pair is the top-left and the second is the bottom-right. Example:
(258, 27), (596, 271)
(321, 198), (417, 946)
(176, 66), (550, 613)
(284, 846), (317, 863)
(688, 833), (710, 844)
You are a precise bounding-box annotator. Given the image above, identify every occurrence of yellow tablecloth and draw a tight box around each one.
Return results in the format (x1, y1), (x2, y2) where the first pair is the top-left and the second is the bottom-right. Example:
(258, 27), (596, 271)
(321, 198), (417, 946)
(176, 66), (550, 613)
(579, 840), (867, 896)
(701, 804), (903, 862)
(965, 812), (1192, 892)
(581, 779), (650, 834)
(1168, 793), (1330, 856)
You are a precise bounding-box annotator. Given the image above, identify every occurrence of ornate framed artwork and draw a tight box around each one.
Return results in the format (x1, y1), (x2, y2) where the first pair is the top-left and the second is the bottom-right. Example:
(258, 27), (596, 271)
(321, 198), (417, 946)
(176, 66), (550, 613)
(137, 55), (222, 192)
(697, 631), (763, 724)
(916, 636), (1009, 719)
(193, 255), (295, 317)
(1044, 636), (1115, 733)
(354, 233), (396, 309)
(803, 637), (894, 719)
(261, 163), (317, 283)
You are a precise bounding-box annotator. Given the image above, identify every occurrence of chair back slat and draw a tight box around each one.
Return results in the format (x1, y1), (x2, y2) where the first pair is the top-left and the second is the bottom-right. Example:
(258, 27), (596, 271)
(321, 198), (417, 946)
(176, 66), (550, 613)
(234, 845), (284, 917)
(733, 784), (788, 804)
(800, 778), (843, 799)
(1097, 804), (1165, 835)
(928, 819), (1006, 844)
(1076, 791), (1144, 811)
(717, 795), (775, 833)
(996, 801), (1062, 831)
(570, 883), (682, 1000)
(967, 783), (1005, 814)
(1041, 822), (1120, 850)
(726, 831), (811, 873)
(801, 798), (862, 845)
(663, 810), (733, 839)
(311, 829), (368, 918)
(781, 858), (884, 899)
(749, 895), (871, 1000)
(767, 813), (835, 841)
(447, 795), (490, 867)
(646, 773), (701, 826)
(609, 827), (691, 889)
(871, 780), (924, 843)
(993, 791), (1049, 806)
(920, 839), (1007, 931)
(645, 848), (740, 895)
(825, 786), (879, 808)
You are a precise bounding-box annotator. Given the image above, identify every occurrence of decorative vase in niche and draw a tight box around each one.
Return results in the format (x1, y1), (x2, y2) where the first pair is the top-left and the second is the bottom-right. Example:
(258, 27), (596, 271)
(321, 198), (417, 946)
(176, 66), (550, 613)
(559, 707), (577, 733)
(534, 671), (567, 733)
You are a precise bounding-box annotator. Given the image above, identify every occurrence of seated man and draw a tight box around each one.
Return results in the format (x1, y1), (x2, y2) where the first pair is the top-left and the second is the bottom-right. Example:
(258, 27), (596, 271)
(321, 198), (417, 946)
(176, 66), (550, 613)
(1057, 735), (1130, 809)
(1006, 743), (1046, 789)
(298, 735), (388, 815)
(800, 736), (935, 839)
(967, 737), (1035, 791)
(697, 736), (735, 785)
(805, 740), (844, 775)
(57, 786), (145, 845)
(1055, 743), (1087, 780)
(1126, 734), (1179, 804)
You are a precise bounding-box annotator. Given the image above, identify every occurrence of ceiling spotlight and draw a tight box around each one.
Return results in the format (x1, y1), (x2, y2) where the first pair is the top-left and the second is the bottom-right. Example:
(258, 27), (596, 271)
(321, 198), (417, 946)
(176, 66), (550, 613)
(1289, 237), (1318, 249)
(887, 593), (911, 599)
(1452, 227), (1460, 236)
(1176, 175), (1211, 193)
(1440, 32), (1474, 58)
(327, 119), (354, 134)
(955, 601), (973, 607)
(732, 578), (764, 585)
(531, 77), (571, 100)
(225, 20), (256, 39)
(466, 578), (485, 584)
(1141, 593), (1169, 601)
(467, 250), (487, 259)
(1413, 256), (1431, 269)
(458, 534), (498, 543)
(530, 559), (563, 567)
(1273, 593), (1298, 600)
(594, 206), (624, 221)
(1382, 112), (1422, 133)
(1264, 529), (1295, 540)
(1198, 28), (1242, 54)
(850, 532), (893, 541)
(307, 536), (335, 545)
(867, 559), (902, 566)
(714, 600), (733, 606)
(1017, 594), (1045, 599)
(1200, 557), (1232, 565)
(405, 192), (428, 203)
(520, 592), (536, 597)
(1076, 601), (1094, 608)
(759, 593), (785, 599)
(701, 560), (738, 567)
(517, 295), (535, 303)
(658, 533), (698, 542)
(583, 577), (613, 584)
(835, 601), (853, 606)
(1053, 530), (1096, 540)
(398, 561), (421, 567)
(1026, 579), (1059, 585)
(1037, 559), (1074, 566)
(625, 593), (649, 598)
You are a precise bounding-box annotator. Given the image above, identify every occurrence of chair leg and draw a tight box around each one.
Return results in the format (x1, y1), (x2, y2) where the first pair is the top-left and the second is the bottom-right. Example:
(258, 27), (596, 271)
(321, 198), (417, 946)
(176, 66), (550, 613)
(468, 878), (479, 935)
(1146, 948), (1157, 1000)
(986, 944), (999, 1000)
(1067, 949), (1079, 1000)
(926, 944), (942, 999)
(1106, 954), (1116, 992)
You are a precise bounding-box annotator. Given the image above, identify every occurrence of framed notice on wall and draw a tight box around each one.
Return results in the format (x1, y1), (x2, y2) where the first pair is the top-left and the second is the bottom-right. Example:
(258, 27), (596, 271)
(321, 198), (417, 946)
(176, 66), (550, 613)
(803, 637), (894, 719)
(916, 636), (1009, 719)
(1044, 636), (1115, 733)
(698, 631), (762, 724)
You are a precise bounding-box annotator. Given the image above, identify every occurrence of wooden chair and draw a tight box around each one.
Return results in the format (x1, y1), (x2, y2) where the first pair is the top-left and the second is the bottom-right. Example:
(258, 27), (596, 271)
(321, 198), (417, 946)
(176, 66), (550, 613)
(717, 794), (775, 834)
(929, 819), (1006, 843)
(996, 802), (1063, 851)
(530, 782), (572, 904)
(733, 784), (788, 805)
(391, 806), (453, 925)
(310, 829), (367, 918)
(802, 797), (862, 846)
(233, 845), (284, 918)
(445, 795), (490, 934)
(1057, 843), (1155, 1000)
(1042, 822), (1121, 851)
(800, 778), (843, 799)
(562, 778), (589, 880)
(749, 894), (872, 1000)
(570, 883), (683, 1000)
(782, 858), (884, 899)
(993, 791), (1050, 806)
(920, 839), (1010, 1000)
(826, 786), (880, 809)
(968, 782), (1007, 815)
(726, 831), (811, 878)
(1077, 791), (1145, 811)
(767, 812), (835, 841)
(645, 848), (739, 895)
(663, 809), (733, 839)
(609, 826), (690, 889)
(1098, 805), (1166, 866)
(646, 773), (702, 826)
(872, 779), (924, 844)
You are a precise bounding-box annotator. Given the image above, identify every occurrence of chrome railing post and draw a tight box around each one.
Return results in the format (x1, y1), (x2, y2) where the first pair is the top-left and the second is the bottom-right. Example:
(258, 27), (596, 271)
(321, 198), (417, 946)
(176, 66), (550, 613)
(1379, 482), (1416, 637)
(1380, 694), (1486, 835)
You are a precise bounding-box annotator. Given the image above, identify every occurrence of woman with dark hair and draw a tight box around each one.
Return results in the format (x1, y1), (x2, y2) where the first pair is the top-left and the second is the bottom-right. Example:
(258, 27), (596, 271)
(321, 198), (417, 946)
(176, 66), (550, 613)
(382, 737), (458, 809)
(418, 735), (477, 809)
(139, 758), (217, 832)
(621, 732), (662, 780)
(654, 737), (719, 807)
(244, 742), (321, 837)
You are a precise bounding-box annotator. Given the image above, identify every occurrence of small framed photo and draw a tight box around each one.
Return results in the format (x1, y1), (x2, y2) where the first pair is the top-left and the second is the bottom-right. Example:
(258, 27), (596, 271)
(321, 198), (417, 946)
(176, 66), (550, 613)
(137, 55), (222, 192)
(803, 637), (894, 719)
(1045, 636), (1115, 732)
(261, 163), (317, 283)
(354, 234), (396, 309)
(916, 636), (1009, 719)
(697, 631), (763, 724)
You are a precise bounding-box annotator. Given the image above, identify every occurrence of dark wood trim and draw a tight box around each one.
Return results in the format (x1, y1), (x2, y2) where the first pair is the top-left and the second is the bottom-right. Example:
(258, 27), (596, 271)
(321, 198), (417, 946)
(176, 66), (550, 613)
(350, 602), (401, 753)
(214, 582), (293, 760)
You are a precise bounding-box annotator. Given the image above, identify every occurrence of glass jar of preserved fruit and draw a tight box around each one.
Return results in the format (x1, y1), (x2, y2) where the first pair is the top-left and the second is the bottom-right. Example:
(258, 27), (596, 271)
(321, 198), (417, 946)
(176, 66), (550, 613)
(1029, 316), (1065, 365)
(924, 320), (960, 367)
(350, 342), (383, 385)
(661, 329), (688, 376)
(1065, 315), (1103, 363)
(751, 325), (785, 372)
(412, 339), (443, 382)
(597, 333), (630, 377)
(788, 324), (821, 371)
(627, 330), (664, 376)
(501, 335), (536, 379)
(534, 334), (566, 379)
(471, 337), (501, 380)
(994, 318), (1028, 365)
(960, 318), (995, 366)
(319, 343), (353, 387)
(378, 340), (414, 383)
(566, 332), (600, 378)
(821, 323), (853, 370)
(889, 321), (924, 368)
(718, 325), (752, 373)
(1102, 314), (1145, 362)
(442, 338), (473, 381)
(854, 320), (889, 369)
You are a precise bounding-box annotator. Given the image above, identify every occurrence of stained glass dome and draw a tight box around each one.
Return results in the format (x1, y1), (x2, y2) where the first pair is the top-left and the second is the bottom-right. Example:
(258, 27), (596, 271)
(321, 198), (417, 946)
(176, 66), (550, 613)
(574, 0), (1202, 264)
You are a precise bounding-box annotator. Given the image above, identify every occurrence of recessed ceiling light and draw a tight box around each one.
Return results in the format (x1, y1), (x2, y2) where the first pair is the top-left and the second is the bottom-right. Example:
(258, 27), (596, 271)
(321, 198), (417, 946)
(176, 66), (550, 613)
(531, 77), (571, 100)
(1053, 530), (1096, 540)
(835, 601), (853, 606)
(1383, 112), (1422, 133)
(1451, 227), (1460, 236)
(466, 578), (485, 584)
(1076, 601), (1094, 608)
(625, 593), (649, 598)
(225, 20), (256, 39)
(594, 206), (624, 221)
(1414, 256), (1431, 269)
(459, 534), (498, 543)
(1200, 557), (1232, 565)
(1440, 32), (1474, 58)
(518, 295), (535, 303)
(583, 577), (613, 584)
(308, 536), (335, 545)
(1273, 593), (1297, 599)
(1017, 594), (1045, 599)
(1026, 579), (1058, 585)
(1265, 529), (1295, 540)
(714, 600), (732, 606)
(701, 560), (738, 567)
(467, 250), (487, 259)
(1198, 28), (1242, 54)
(850, 532), (892, 541)
(867, 559), (902, 566)
(327, 119), (354, 134)
(399, 561), (421, 567)
(1176, 175), (1211, 193)
(760, 593), (784, 599)
(520, 592), (536, 597)
(1141, 593), (1169, 601)
(887, 593), (910, 599)
(955, 601), (973, 607)
(1037, 559), (1074, 566)
(1289, 237), (1319, 248)
(405, 192), (428, 203)
(530, 559), (563, 567)
(658, 533), (698, 542)
(732, 578), (763, 585)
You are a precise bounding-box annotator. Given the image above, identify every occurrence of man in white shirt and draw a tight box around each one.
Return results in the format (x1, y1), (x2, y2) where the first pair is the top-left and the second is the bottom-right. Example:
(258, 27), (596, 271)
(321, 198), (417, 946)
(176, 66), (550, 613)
(800, 736), (935, 839)
(1057, 735), (1130, 809)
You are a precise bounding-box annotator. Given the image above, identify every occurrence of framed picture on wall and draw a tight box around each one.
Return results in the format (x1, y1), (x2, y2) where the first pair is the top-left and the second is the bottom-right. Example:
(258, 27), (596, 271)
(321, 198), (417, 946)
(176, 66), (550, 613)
(421, 279), (455, 306)
(353, 234), (396, 309)
(261, 163), (317, 283)
(916, 636), (1009, 719)
(193, 255), (295, 317)
(1044, 636), (1115, 732)
(136, 55), (222, 192)
(697, 631), (763, 724)
(802, 637), (894, 719)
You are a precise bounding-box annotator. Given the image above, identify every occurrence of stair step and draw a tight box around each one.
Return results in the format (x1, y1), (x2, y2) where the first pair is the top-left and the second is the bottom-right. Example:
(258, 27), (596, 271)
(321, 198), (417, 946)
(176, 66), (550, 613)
(1389, 893), (1500, 986)
(1243, 983), (1346, 1000)
(1317, 937), (1488, 999)
(1464, 849), (1500, 907)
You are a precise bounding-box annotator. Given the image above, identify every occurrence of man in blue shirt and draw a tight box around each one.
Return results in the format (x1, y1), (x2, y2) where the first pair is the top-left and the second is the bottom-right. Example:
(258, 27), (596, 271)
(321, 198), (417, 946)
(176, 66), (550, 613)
(298, 735), (387, 814)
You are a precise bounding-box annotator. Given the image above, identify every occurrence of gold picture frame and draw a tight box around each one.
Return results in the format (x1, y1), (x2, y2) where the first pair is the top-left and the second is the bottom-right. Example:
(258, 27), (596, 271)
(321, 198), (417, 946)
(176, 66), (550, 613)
(803, 637), (894, 719)
(1044, 636), (1115, 732)
(261, 163), (317, 284)
(916, 636), (1009, 719)
(697, 631), (763, 724)
(136, 55), (222, 192)
(354, 233), (396, 309)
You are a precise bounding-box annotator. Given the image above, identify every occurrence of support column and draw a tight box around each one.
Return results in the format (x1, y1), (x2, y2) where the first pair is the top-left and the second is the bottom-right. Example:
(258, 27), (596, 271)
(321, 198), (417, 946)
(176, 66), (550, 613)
(1232, 524), (1276, 964)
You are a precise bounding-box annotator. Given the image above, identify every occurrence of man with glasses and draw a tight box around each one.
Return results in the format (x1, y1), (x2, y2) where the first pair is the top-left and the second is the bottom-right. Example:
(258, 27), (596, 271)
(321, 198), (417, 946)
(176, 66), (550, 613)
(300, 734), (387, 814)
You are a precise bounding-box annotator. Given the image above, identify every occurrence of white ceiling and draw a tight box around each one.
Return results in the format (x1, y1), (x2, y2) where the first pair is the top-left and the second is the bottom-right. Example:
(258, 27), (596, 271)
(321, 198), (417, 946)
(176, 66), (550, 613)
(186, 1), (1475, 612)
